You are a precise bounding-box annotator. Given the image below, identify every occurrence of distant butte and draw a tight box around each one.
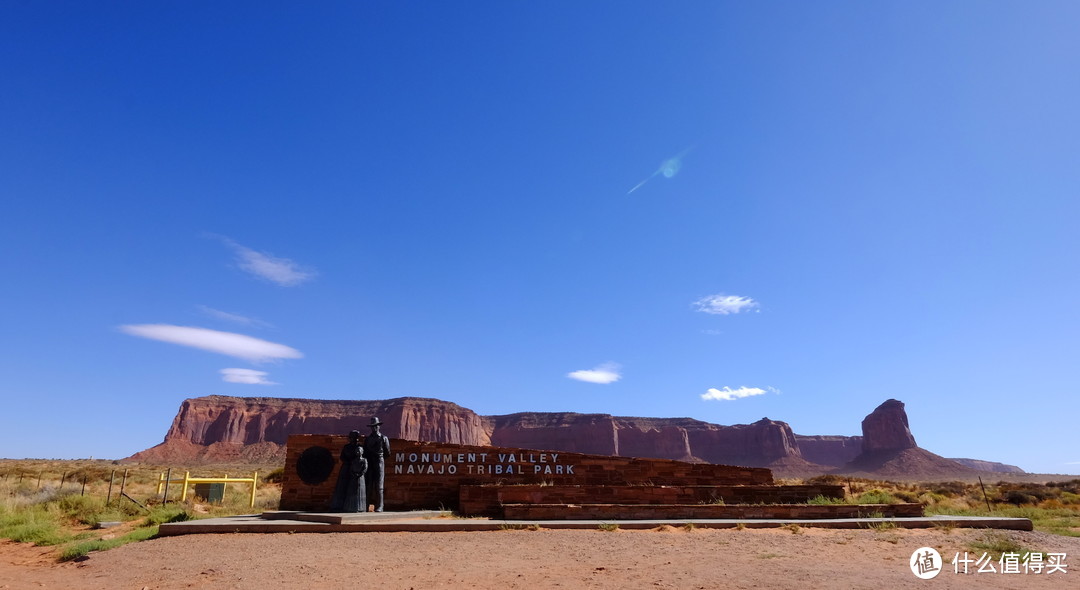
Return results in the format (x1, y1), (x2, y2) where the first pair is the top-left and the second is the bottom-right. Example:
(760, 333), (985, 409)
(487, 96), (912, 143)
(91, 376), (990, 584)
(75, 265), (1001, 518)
(126, 395), (1023, 478)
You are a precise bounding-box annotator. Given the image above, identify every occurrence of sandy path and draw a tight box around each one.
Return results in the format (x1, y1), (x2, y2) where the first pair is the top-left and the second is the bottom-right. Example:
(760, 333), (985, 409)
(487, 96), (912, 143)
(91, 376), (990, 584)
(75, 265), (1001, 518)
(1, 528), (1076, 589)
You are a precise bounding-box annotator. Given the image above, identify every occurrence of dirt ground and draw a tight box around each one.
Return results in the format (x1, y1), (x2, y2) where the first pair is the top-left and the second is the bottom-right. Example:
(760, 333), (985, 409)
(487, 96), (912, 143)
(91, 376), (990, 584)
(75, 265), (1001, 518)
(1, 527), (1076, 589)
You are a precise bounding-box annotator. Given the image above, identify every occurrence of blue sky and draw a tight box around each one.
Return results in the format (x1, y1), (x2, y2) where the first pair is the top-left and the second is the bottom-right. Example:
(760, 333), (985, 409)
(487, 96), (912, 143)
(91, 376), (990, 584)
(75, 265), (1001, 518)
(2, 2), (1078, 474)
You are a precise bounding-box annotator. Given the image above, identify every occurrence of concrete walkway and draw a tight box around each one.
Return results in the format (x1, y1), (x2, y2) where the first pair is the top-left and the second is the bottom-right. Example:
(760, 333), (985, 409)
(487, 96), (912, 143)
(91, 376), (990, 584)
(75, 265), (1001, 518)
(158, 510), (1033, 536)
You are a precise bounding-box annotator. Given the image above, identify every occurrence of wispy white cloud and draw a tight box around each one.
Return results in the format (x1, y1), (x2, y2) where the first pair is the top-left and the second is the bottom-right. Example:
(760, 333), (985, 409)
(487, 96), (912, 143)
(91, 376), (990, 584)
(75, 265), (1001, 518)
(197, 305), (272, 328)
(220, 368), (277, 385)
(693, 294), (759, 315)
(567, 362), (622, 384)
(701, 386), (774, 401)
(700, 329), (723, 336)
(119, 324), (303, 363)
(212, 236), (316, 286)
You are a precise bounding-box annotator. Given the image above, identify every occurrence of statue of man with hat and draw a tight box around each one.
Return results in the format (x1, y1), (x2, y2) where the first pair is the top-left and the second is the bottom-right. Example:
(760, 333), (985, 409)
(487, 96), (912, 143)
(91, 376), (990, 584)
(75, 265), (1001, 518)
(363, 417), (391, 511)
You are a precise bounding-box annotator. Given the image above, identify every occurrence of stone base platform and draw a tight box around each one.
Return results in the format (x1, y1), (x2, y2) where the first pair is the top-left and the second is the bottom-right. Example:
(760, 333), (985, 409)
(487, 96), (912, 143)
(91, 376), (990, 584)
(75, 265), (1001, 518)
(501, 502), (924, 520)
(157, 511), (1033, 536)
(261, 510), (446, 524)
(459, 484), (847, 517)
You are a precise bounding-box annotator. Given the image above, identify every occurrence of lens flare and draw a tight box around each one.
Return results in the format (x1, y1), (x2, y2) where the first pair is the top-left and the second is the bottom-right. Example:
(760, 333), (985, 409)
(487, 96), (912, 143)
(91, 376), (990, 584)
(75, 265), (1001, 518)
(627, 145), (694, 194)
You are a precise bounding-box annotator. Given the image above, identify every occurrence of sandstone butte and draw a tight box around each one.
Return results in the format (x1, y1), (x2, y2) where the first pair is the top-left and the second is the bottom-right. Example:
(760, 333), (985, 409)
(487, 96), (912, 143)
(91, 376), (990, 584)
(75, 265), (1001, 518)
(127, 396), (1024, 478)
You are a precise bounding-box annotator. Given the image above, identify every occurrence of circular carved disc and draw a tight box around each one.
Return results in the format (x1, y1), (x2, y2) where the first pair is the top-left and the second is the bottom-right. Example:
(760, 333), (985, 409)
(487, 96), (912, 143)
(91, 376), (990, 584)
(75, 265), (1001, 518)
(296, 446), (335, 485)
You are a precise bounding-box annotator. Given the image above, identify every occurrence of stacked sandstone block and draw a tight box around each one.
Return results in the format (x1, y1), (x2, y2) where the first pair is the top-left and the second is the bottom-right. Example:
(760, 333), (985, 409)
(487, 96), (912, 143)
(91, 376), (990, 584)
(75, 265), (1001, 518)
(280, 434), (773, 512)
(458, 483), (847, 517)
(502, 503), (925, 520)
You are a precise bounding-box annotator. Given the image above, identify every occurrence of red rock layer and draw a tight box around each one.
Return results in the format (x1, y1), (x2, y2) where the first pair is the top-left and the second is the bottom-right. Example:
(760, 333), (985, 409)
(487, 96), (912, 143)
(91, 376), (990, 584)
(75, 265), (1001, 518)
(130, 396), (489, 462)
(127, 395), (1014, 479)
(860, 398), (917, 452)
(948, 458), (1025, 474)
(795, 435), (864, 467)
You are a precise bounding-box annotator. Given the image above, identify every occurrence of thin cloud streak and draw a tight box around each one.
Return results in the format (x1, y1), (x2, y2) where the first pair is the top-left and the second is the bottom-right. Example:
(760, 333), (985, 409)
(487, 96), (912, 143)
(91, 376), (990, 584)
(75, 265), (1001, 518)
(197, 305), (272, 328)
(567, 362), (622, 384)
(701, 386), (768, 401)
(693, 294), (759, 315)
(211, 235), (316, 286)
(220, 368), (277, 385)
(119, 324), (303, 363)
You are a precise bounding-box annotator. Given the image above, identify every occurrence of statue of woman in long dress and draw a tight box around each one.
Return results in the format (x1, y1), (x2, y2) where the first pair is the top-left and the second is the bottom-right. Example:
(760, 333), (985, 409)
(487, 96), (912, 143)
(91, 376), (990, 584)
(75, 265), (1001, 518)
(329, 430), (368, 512)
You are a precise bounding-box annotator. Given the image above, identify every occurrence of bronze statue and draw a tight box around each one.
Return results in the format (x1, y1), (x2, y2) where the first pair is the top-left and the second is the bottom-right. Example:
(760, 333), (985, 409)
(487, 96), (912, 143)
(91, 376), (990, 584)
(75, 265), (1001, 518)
(363, 417), (391, 511)
(329, 430), (367, 512)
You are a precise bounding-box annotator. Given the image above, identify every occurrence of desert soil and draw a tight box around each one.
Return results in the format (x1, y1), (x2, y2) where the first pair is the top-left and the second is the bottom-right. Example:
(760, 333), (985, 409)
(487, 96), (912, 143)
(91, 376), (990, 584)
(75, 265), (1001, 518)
(1, 527), (1076, 589)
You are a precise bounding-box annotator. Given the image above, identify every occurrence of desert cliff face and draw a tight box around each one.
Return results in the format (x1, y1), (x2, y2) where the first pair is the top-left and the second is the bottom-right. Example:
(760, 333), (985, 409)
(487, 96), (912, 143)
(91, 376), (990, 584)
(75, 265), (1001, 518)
(486, 413), (620, 456)
(128, 395), (1015, 477)
(948, 458), (1025, 474)
(795, 435), (864, 467)
(134, 396), (810, 468)
(615, 423), (695, 463)
(163, 396), (490, 446)
(684, 419), (803, 467)
(841, 398), (979, 478)
(859, 399), (917, 452)
(135, 396), (490, 462)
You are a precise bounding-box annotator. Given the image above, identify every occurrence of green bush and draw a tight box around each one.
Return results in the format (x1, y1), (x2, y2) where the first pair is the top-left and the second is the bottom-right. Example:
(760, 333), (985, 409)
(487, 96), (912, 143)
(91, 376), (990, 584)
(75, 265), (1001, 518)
(892, 490), (919, 503)
(1004, 491), (1035, 506)
(805, 475), (846, 485)
(5, 521), (69, 546)
(856, 490), (900, 505)
(930, 481), (968, 497)
(918, 492), (947, 504)
(807, 495), (845, 505)
(263, 467), (285, 483)
(60, 527), (159, 562)
(143, 506), (192, 526)
(0, 506), (71, 546)
(55, 494), (109, 525)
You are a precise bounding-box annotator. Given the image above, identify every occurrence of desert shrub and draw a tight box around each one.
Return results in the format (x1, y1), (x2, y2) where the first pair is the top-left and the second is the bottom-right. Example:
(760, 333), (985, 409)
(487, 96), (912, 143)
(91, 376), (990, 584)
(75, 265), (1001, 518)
(1060, 492), (1080, 505)
(54, 494), (111, 525)
(892, 490), (919, 503)
(59, 527), (158, 562)
(263, 467), (285, 483)
(807, 495), (845, 505)
(930, 481), (968, 497)
(1004, 490), (1035, 506)
(0, 506), (70, 546)
(864, 512), (897, 531)
(143, 506), (192, 526)
(918, 492), (947, 505)
(856, 490), (900, 505)
(805, 475), (846, 485)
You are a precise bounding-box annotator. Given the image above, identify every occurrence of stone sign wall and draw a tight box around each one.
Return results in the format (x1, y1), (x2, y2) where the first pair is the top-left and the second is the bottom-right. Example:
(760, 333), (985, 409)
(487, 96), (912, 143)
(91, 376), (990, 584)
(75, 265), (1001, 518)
(279, 434), (773, 512)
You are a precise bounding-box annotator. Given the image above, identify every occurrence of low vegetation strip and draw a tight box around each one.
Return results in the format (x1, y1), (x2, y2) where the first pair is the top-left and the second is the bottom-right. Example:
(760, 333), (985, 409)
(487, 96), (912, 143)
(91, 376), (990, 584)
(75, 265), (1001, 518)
(1, 460), (1077, 564)
(804, 475), (1080, 537)
(1, 460), (283, 561)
